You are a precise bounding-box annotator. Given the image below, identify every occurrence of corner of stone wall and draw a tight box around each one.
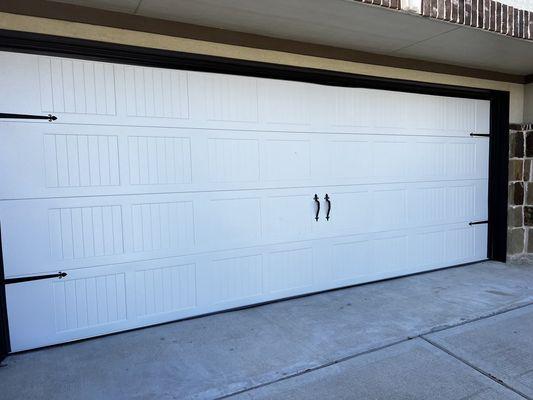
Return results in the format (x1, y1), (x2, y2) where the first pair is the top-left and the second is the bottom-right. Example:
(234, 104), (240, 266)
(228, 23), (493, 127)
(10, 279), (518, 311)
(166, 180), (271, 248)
(507, 123), (533, 263)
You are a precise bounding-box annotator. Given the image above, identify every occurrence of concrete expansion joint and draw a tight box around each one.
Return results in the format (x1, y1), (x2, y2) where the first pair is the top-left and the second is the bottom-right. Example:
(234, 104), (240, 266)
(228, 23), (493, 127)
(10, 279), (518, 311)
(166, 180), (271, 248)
(217, 300), (533, 400)
(419, 336), (531, 400)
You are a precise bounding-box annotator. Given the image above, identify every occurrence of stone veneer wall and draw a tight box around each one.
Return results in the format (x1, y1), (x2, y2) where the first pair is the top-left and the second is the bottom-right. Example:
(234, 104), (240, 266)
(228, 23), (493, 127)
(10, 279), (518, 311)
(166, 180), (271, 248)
(508, 123), (533, 261)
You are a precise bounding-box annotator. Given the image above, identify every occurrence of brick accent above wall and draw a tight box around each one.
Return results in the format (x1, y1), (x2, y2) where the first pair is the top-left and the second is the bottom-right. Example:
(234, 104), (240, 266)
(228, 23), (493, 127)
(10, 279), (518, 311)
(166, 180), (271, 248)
(421, 0), (533, 39)
(354, 0), (533, 40)
(508, 123), (533, 261)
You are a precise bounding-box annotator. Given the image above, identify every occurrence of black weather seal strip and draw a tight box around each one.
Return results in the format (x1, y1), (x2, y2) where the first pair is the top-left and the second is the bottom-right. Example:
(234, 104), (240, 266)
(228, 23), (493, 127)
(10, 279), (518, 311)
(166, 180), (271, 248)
(469, 220), (489, 226)
(470, 133), (490, 137)
(0, 113), (57, 122)
(4, 272), (67, 285)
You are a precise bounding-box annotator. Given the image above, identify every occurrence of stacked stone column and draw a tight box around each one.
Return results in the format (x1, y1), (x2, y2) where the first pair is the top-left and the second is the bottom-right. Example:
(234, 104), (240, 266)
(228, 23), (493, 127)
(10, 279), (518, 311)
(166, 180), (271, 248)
(508, 123), (533, 261)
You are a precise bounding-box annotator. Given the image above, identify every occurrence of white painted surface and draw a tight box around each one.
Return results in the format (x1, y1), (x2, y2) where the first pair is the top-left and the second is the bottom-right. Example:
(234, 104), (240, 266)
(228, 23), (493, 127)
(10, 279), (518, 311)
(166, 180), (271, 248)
(401, 0), (422, 13)
(499, 0), (533, 12)
(0, 51), (489, 351)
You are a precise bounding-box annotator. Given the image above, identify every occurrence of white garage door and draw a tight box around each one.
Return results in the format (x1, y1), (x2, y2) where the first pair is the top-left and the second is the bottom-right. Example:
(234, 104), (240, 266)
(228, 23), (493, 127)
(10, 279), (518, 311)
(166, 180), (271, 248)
(0, 51), (489, 351)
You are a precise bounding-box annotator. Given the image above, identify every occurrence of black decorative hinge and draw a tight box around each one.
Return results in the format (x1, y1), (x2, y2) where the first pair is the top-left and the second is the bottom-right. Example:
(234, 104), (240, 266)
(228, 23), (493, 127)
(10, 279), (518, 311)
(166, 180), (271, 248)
(469, 133), (490, 137)
(4, 272), (67, 285)
(0, 113), (57, 122)
(469, 220), (488, 226)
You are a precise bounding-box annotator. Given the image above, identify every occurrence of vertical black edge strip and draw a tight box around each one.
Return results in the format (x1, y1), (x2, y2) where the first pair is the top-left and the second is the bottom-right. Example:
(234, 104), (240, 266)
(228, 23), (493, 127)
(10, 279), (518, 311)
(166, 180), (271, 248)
(0, 29), (511, 353)
(0, 223), (11, 362)
(487, 90), (509, 262)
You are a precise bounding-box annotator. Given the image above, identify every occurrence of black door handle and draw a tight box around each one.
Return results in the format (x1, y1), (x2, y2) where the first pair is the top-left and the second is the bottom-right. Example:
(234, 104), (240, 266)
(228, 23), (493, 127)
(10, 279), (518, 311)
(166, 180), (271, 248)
(324, 194), (331, 221)
(314, 194), (320, 221)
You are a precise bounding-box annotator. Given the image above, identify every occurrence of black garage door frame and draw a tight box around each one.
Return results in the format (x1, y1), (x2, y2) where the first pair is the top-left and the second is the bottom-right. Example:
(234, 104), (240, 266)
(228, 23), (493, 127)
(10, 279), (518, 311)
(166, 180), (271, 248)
(0, 29), (509, 361)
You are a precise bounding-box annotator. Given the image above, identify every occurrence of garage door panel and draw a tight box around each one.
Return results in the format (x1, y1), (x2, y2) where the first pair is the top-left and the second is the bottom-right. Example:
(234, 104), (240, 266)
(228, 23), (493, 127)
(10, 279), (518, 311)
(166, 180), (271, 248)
(124, 65), (189, 119)
(5, 220), (486, 352)
(0, 51), (491, 351)
(7, 243), (316, 351)
(325, 135), (488, 184)
(0, 195), (197, 276)
(1, 52), (488, 138)
(189, 71), (259, 123)
(1, 176), (486, 278)
(0, 125), (488, 201)
(324, 180), (486, 237)
(262, 194), (316, 241)
(264, 246), (315, 295)
(329, 223), (484, 288)
(39, 56), (117, 116)
(6, 256), (198, 351)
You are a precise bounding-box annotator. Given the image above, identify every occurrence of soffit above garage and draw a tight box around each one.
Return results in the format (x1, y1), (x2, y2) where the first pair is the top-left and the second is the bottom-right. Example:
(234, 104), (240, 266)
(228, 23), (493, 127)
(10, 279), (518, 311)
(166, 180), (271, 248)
(3, 0), (533, 80)
(48, 0), (533, 76)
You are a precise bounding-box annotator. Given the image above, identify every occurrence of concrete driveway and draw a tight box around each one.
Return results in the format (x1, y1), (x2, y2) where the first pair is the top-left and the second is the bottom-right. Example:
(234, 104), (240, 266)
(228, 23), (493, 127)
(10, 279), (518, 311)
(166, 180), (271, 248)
(1, 261), (533, 399)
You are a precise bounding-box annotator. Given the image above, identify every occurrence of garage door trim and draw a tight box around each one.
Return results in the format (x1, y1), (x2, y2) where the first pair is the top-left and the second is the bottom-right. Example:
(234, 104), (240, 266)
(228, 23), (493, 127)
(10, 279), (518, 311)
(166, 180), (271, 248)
(0, 28), (509, 359)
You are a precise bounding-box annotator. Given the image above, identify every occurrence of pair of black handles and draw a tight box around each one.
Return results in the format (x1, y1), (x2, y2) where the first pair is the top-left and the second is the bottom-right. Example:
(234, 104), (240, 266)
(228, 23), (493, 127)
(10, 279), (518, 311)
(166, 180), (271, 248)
(313, 194), (331, 221)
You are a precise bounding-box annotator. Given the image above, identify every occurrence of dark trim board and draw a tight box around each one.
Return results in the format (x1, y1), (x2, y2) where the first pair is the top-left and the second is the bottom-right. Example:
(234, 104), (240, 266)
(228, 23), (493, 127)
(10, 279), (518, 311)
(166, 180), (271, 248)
(0, 29), (509, 358)
(487, 90), (510, 261)
(0, 225), (11, 361)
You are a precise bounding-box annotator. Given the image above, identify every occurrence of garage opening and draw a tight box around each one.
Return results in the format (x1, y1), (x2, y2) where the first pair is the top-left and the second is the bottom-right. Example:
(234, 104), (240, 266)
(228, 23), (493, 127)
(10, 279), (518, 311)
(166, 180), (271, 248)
(0, 42), (507, 352)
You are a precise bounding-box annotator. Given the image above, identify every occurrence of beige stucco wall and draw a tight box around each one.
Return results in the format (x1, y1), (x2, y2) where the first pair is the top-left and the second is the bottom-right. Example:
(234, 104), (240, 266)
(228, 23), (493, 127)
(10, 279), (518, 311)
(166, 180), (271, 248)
(524, 83), (533, 123)
(0, 12), (525, 123)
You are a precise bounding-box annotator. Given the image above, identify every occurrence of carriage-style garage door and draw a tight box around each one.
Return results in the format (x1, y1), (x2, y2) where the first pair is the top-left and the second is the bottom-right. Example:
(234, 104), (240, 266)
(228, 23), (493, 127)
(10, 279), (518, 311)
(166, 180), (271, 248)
(0, 51), (489, 351)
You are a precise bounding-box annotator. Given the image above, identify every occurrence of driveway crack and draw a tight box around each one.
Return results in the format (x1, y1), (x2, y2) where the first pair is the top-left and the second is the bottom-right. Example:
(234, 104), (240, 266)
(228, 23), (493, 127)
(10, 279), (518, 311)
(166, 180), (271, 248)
(217, 301), (533, 399)
(420, 336), (531, 400)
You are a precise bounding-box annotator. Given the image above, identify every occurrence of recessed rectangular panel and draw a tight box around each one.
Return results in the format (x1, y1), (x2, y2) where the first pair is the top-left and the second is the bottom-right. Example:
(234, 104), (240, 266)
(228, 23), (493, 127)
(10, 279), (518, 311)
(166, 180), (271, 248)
(53, 273), (127, 332)
(44, 134), (120, 188)
(39, 57), (116, 115)
(205, 254), (263, 304)
(208, 197), (262, 244)
(264, 140), (311, 180)
(409, 186), (447, 226)
(332, 240), (373, 282)
(208, 138), (260, 182)
(373, 141), (408, 178)
(447, 185), (475, 221)
(372, 236), (408, 274)
(446, 228), (475, 262)
(128, 136), (191, 185)
(412, 142), (446, 178)
(204, 74), (258, 122)
(447, 143), (476, 177)
(412, 230), (446, 267)
(131, 201), (195, 253)
(262, 194), (313, 240)
(259, 80), (308, 125)
(266, 247), (313, 294)
(372, 189), (407, 231)
(48, 205), (124, 260)
(333, 88), (374, 127)
(328, 140), (372, 179)
(124, 66), (189, 119)
(135, 264), (196, 317)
